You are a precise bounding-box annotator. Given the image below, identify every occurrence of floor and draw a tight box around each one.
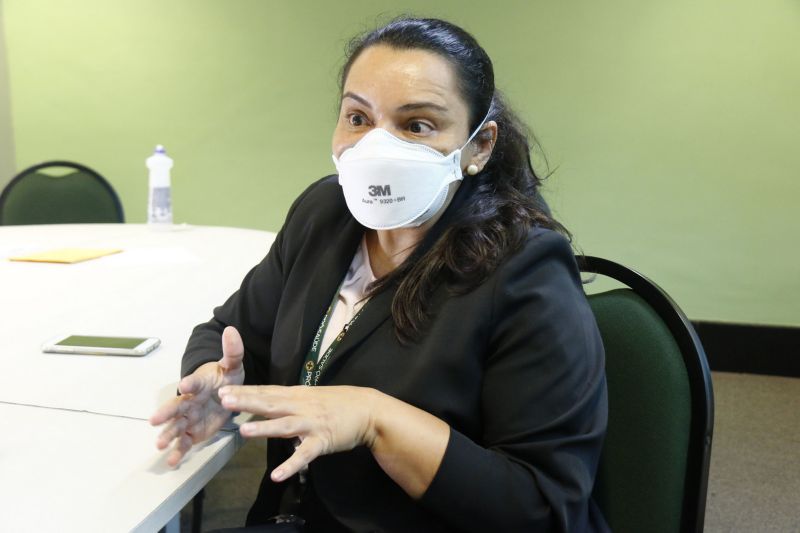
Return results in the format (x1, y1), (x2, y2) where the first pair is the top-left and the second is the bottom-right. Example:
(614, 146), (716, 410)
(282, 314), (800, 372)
(181, 371), (800, 532)
(703, 372), (800, 532)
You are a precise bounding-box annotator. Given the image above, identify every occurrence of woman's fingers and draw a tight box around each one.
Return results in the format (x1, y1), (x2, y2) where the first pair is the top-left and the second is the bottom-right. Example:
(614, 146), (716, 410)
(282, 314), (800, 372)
(153, 372), (213, 428)
(239, 416), (310, 439)
(150, 332), (247, 466)
(219, 385), (297, 417)
(178, 373), (201, 396)
(271, 437), (325, 482)
(220, 326), (245, 372)
(156, 416), (188, 450)
(167, 434), (193, 467)
(149, 395), (185, 426)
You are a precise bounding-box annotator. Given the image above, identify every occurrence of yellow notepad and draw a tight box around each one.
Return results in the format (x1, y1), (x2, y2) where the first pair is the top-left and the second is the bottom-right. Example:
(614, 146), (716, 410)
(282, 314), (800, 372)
(9, 248), (122, 264)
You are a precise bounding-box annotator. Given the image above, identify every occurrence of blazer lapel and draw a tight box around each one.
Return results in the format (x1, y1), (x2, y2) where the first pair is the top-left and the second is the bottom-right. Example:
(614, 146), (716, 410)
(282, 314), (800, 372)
(318, 285), (395, 384)
(294, 215), (398, 384)
(296, 216), (362, 363)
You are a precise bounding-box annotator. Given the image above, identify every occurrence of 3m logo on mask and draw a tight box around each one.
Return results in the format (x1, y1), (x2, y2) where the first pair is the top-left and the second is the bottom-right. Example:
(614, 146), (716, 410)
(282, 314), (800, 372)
(368, 185), (391, 197)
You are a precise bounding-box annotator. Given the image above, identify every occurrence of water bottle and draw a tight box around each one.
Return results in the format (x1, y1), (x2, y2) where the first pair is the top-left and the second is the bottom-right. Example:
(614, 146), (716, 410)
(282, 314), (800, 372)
(146, 145), (173, 224)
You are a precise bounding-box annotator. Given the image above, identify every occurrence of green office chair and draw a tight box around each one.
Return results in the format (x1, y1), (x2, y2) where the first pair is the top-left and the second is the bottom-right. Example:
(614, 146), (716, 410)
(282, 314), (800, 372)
(580, 256), (714, 533)
(0, 161), (124, 225)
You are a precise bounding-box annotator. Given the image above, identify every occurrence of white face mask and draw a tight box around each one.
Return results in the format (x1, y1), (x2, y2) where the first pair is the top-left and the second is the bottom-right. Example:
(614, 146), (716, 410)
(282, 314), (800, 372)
(333, 117), (487, 230)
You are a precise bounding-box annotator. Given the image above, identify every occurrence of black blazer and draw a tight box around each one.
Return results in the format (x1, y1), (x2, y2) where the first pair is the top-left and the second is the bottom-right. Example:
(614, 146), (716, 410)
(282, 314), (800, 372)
(182, 176), (609, 532)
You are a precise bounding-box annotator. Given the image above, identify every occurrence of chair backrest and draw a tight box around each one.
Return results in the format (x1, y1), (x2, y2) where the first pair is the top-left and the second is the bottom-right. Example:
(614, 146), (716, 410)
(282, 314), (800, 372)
(0, 161), (124, 225)
(581, 256), (714, 533)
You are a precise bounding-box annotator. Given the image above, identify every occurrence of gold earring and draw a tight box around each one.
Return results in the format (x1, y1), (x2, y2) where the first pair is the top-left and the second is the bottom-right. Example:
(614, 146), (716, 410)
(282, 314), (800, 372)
(467, 164), (479, 176)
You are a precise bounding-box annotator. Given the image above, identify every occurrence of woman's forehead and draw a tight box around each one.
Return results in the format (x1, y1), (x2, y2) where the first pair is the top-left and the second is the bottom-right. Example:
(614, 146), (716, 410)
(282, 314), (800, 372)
(343, 45), (465, 113)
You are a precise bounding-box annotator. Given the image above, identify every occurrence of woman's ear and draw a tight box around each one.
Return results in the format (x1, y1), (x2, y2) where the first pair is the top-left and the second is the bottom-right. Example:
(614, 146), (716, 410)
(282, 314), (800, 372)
(469, 120), (498, 173)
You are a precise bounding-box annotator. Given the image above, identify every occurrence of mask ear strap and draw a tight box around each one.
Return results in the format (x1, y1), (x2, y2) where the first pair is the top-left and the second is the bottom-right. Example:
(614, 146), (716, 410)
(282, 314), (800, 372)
(461, 111), (491, 150)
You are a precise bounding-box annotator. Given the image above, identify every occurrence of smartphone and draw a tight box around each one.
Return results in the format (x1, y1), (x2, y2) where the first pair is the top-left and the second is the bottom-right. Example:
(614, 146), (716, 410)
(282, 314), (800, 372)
(42, 335), (161, 356)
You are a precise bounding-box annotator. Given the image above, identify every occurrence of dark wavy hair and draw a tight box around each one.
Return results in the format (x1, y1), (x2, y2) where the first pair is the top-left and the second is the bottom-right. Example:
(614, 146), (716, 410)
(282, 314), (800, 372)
(340, 17), (569, 343)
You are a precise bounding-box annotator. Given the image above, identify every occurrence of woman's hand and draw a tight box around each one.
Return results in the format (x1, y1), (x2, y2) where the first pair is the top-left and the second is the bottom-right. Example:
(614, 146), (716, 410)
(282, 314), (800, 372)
(149, 326), (246, 466)
(218, 385), (380, 482)
(218, 384), (450, 499)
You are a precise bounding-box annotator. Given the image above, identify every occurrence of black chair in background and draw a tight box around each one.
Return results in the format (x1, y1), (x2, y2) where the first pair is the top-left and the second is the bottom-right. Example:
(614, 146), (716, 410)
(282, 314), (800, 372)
(580, 256), (714, 533)
(0, 161), (124, 225)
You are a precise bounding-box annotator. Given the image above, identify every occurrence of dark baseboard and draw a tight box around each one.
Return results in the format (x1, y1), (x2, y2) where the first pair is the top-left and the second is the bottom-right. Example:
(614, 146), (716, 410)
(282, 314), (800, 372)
(692, 321), (800, 378)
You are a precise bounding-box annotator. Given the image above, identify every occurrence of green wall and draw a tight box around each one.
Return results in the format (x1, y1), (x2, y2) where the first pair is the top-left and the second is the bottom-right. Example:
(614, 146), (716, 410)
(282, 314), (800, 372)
(2, 1), (798, 327)
(0, 0), (14, 180)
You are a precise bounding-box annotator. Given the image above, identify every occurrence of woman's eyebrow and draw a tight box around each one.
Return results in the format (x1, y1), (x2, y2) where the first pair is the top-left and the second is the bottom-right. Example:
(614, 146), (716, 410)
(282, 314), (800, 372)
(341, 93), (448, 114)
(342, 92), (372, 108)
(396, 102), (449, 113)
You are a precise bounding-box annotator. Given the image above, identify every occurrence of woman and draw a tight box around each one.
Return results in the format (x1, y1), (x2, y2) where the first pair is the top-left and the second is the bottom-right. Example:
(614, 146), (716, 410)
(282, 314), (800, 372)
(151, 17), (609, 532)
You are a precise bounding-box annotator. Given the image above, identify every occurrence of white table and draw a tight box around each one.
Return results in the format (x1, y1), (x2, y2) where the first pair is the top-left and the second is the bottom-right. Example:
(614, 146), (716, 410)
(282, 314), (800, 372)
(0, 224), (276, 532)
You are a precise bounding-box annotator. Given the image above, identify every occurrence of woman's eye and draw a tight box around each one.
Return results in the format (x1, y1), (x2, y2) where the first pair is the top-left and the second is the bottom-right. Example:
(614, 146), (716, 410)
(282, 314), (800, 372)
(348, 113), (366, 127)
(408, 121), (433, 134)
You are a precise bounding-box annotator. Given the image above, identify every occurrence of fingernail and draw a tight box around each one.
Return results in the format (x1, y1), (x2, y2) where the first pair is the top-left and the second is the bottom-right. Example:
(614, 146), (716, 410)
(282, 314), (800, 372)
(221, 395), (236, 407)
(272, 468), (285, 481)
(218, 386), (229, 396)
(240, 423), (252, 435)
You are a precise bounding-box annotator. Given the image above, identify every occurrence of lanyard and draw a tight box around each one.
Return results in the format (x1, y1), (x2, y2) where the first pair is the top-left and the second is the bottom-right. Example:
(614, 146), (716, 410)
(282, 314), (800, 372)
(298, 288), (366, 386)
